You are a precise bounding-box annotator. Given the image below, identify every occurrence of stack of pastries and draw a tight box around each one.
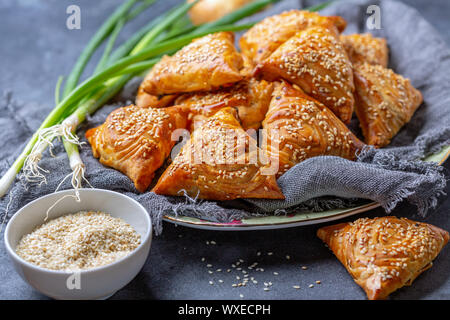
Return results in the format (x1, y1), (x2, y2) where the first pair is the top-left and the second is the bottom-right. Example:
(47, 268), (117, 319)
(86, 10), (448, 300)
(86, 10), (423, 200)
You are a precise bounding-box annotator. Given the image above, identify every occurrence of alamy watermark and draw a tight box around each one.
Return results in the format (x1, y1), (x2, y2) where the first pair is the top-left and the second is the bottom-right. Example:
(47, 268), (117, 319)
(66, 5), (81, 30)
(367, 5), (381, 29)
(168, 128), (280, 176)
(66, 271), (81, 290)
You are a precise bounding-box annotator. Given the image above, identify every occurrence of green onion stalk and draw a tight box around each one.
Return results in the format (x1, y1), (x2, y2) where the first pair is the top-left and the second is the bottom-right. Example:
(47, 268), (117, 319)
(0, 0), (332, 198)
(18, 0), (157, 193)
(46, 1), (194, 196)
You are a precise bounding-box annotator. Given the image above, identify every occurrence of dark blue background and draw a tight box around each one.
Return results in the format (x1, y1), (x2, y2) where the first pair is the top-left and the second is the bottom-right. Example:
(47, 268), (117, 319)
(0, 0), (448, 299)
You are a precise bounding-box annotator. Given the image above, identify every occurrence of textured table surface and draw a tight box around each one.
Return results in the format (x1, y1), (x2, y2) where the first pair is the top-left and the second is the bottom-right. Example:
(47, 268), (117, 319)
(0, 0), (449, 300)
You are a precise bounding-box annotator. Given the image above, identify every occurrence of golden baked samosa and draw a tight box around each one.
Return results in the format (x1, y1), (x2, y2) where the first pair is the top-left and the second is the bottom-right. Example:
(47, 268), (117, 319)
(340, 33), (389, 67)
(257, 26), (355, 123)
(135, 85), (178, 108)
(152, 108), (284, 200)
(175, 79), (274, 131)
(142, 32), (244, 96)
(353, 62), (423, 148)
(86, 105), (188, 192)
(263, 81), (364, 177)
(240, 10), (347, 67)
(317, 216), (449, 300)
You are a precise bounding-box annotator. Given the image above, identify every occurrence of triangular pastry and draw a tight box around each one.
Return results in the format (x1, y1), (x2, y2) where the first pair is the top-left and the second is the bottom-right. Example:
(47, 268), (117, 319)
(142, 32), (244, 95)
(135, 73), (178, 108)
(317, 216), (449, 300)
(240, 10), (347, 66)
(135, 84), (177, 108)
(152, 108), (285, 201)
(263, 81), (364, 177)
(175, 79), (274, 131)
(257, 26), (355, 123)
(86, 105), (188, 192)
(353, 62), (423, 147)
(340, 33), (389, 67)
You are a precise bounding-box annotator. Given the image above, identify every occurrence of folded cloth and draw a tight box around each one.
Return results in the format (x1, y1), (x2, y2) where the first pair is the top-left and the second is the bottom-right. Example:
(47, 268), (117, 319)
(1, 0), (449, 235)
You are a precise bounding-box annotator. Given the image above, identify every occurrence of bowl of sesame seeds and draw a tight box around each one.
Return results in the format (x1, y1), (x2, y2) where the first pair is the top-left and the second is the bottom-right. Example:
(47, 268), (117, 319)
(4, 188), (152, 300)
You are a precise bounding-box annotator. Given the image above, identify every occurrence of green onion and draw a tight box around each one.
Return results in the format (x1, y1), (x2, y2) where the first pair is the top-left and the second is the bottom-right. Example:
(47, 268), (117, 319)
(62, 0), (139, 98)
(131, 1), (198, 53)
(307, 1), (333, 12)
(94, 18), (126, 74)
(54, 76), (64, 105)
(125, 0), (157, 21)
(107, 13), (167, 64)
(39, 3), (199, 193)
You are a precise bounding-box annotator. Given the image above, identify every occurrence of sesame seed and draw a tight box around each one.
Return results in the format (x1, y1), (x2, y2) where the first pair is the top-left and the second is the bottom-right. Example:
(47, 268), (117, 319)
(15, 211), (141, 271)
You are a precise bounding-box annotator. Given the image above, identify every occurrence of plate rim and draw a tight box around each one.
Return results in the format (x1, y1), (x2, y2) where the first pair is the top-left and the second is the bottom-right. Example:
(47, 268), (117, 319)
(162, 145), (450, 230)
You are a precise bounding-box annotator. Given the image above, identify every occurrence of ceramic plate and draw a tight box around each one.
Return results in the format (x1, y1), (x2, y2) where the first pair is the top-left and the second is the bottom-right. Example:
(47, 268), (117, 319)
(163, 145), (450, 230)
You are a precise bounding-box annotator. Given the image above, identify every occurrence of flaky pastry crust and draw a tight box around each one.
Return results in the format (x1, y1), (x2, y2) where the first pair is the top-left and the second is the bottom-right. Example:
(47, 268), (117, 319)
(353, 62), (423, 147)
(240, 10), (347, 66)
(263, 81), (364, 177)
(135, 84), (178, 108)
(86, 105), (187, 192)
(317, 216), (449, 300)
(152, 108), (284, 201)
(340, 33), (389, 67)
(257, 26), (355, 123)
(142, 32), (243, 96)
(175, 79), (274, 131)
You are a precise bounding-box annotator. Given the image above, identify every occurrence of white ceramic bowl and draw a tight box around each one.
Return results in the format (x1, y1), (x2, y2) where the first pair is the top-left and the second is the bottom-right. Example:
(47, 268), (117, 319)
(4, 188), (152, 300)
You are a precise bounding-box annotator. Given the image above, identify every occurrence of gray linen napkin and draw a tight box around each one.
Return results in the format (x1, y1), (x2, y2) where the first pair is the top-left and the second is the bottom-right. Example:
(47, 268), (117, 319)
(1, 0), (449, 235)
